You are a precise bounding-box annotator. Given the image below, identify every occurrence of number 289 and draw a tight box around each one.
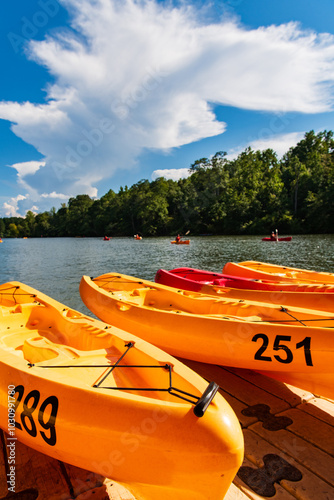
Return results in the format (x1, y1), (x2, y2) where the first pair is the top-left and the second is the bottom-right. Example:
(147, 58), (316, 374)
(13, 386), (58, 446)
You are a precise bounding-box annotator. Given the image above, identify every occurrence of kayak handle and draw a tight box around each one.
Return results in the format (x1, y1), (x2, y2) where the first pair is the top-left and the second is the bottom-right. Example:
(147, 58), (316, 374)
(193, 381), (219, 417)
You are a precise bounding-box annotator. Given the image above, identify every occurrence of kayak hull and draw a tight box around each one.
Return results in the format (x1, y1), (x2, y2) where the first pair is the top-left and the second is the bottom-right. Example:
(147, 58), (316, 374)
(262, 236), (292, 241)
(171, 240), (190, 245)
(155, 267), (334, 311)
(0, 281), (243, 500)
(224, 260), (334, 284)
(80, 273), (334, 399)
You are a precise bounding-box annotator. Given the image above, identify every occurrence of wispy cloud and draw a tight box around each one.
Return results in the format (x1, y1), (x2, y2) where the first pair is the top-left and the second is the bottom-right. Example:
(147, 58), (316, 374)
(227, 131), (306, 160)
(151, 168), (192, 181)
(40, 191), (69, 199)
(1, 0), (334, 215)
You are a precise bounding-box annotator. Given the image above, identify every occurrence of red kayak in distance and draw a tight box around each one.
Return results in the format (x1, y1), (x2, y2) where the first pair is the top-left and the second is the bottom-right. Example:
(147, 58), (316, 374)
(262, 236), (292, 241)
(155, 267), (334, 293)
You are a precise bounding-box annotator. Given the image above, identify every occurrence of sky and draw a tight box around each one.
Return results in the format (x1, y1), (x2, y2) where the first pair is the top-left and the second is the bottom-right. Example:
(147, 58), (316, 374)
(1, 0), (334, 217)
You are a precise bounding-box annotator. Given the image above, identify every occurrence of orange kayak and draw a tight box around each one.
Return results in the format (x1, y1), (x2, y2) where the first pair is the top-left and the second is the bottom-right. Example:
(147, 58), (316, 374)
(223, 261), (334, 284)
(0, 281), (244, 500)
(80, 273), (334, 400)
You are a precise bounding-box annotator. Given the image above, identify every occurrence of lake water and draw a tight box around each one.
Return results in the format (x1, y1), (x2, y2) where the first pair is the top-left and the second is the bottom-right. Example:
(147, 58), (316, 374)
(1, 234), (334, 315)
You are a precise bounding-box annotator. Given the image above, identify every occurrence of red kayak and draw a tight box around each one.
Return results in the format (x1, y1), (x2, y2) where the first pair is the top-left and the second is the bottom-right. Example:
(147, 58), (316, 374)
(155, 267), (334, 293)
(156, 268), (256, 291)
(262, 236), (292, 241)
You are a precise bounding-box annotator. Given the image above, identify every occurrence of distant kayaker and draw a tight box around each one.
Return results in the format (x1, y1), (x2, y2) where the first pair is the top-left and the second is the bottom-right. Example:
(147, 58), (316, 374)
(271, 230), (278, 241)
(175, 234), (181, 243)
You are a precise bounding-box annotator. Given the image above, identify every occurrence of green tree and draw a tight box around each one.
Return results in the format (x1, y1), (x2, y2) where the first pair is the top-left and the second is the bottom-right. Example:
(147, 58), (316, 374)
(7, 223), (19, 238)
(281, 130), (334, 232)
(135, 178), (170, 235)
(67, 195), (94, 236)
(34, 212), (52, 237)
(25, 211), (36, 236)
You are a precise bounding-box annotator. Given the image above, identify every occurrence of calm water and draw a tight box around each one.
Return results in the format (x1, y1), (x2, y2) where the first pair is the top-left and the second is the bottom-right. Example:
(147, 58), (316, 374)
(1, 234), (334, 314)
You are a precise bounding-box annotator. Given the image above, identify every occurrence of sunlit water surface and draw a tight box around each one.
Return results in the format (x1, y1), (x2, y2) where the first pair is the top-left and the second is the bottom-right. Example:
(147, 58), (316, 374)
(1, 234), (333, 314)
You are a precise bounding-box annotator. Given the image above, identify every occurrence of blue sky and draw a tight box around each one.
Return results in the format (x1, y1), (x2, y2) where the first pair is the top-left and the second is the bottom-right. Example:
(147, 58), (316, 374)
(1, 0), (334, 217)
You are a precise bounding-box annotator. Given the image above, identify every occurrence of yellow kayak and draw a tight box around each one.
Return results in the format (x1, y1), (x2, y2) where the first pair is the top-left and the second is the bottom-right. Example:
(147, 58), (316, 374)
(223, 260), (334, 284)
(80, 273), (334, 399)
(0, 281), (244, 500)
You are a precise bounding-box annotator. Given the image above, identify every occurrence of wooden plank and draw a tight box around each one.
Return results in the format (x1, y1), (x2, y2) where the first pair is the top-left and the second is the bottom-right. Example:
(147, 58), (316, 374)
(105, 480), (136, 500)
(277, 408), (334, 456)
(250, 420), (334, 486)
(234, 456), (295, 499)
(76, 486), (110, 500)
(179, 359), (292, 413)
(0, 436), (135, 500)
(62, 462), (105, 497)
(242, 429), (334, 500)
(224, 480), (254, 500)
(226, 367), (314, 406)
(297, 397), (334, 425)
(4, 438), (71, 499)
(181, 360), (334, 498)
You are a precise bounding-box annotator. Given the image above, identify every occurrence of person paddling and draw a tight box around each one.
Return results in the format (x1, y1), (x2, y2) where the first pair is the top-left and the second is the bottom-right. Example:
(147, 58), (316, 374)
(271, 229), (278, 241)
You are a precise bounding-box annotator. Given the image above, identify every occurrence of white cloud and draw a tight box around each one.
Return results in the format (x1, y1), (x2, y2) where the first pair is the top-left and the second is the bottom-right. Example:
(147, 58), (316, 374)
(10, 160), (46, 178)
(3, 195), (27, 217)
(250, 132), (306, 158)
(40, 191), (71, 199)
(152, 168), (192, 181)
(1, 0), (334, 215)
(27, 206), (39, 214)
(3, 203), (18, 217)
(227, 131), (306, 159)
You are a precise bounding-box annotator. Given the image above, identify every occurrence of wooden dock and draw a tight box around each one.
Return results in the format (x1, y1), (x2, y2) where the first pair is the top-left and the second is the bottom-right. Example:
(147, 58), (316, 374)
(1, 363), (333, 499)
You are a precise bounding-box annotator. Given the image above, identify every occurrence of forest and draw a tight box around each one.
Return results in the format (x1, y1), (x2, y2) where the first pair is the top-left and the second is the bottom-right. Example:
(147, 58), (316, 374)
(1, 130), (333, 238)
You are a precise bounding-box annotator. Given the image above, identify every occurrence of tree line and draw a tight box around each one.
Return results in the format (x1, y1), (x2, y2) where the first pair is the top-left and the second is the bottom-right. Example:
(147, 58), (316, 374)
(1, 130), (333, 238)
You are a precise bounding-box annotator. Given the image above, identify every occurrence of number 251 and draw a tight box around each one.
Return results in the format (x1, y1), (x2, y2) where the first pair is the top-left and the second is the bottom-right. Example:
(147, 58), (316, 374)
(252, 334), (313, 366)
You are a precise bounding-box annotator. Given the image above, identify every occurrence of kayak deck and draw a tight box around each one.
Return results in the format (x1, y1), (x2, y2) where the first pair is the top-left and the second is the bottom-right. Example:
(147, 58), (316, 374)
(3, 363), (333, 499)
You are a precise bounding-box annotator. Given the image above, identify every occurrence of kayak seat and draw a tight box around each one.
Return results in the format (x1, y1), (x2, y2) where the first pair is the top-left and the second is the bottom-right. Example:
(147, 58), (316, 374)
(129, 288), (150, 304)
(21, 336), (80, 364)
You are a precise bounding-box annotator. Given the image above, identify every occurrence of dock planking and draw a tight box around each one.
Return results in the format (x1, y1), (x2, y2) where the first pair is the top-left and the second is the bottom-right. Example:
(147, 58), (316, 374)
(1, 362), (333, 499)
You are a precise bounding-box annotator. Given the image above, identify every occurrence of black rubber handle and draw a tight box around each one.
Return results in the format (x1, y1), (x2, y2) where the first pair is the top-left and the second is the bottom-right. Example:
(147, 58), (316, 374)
(193, 381), (219, 417)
